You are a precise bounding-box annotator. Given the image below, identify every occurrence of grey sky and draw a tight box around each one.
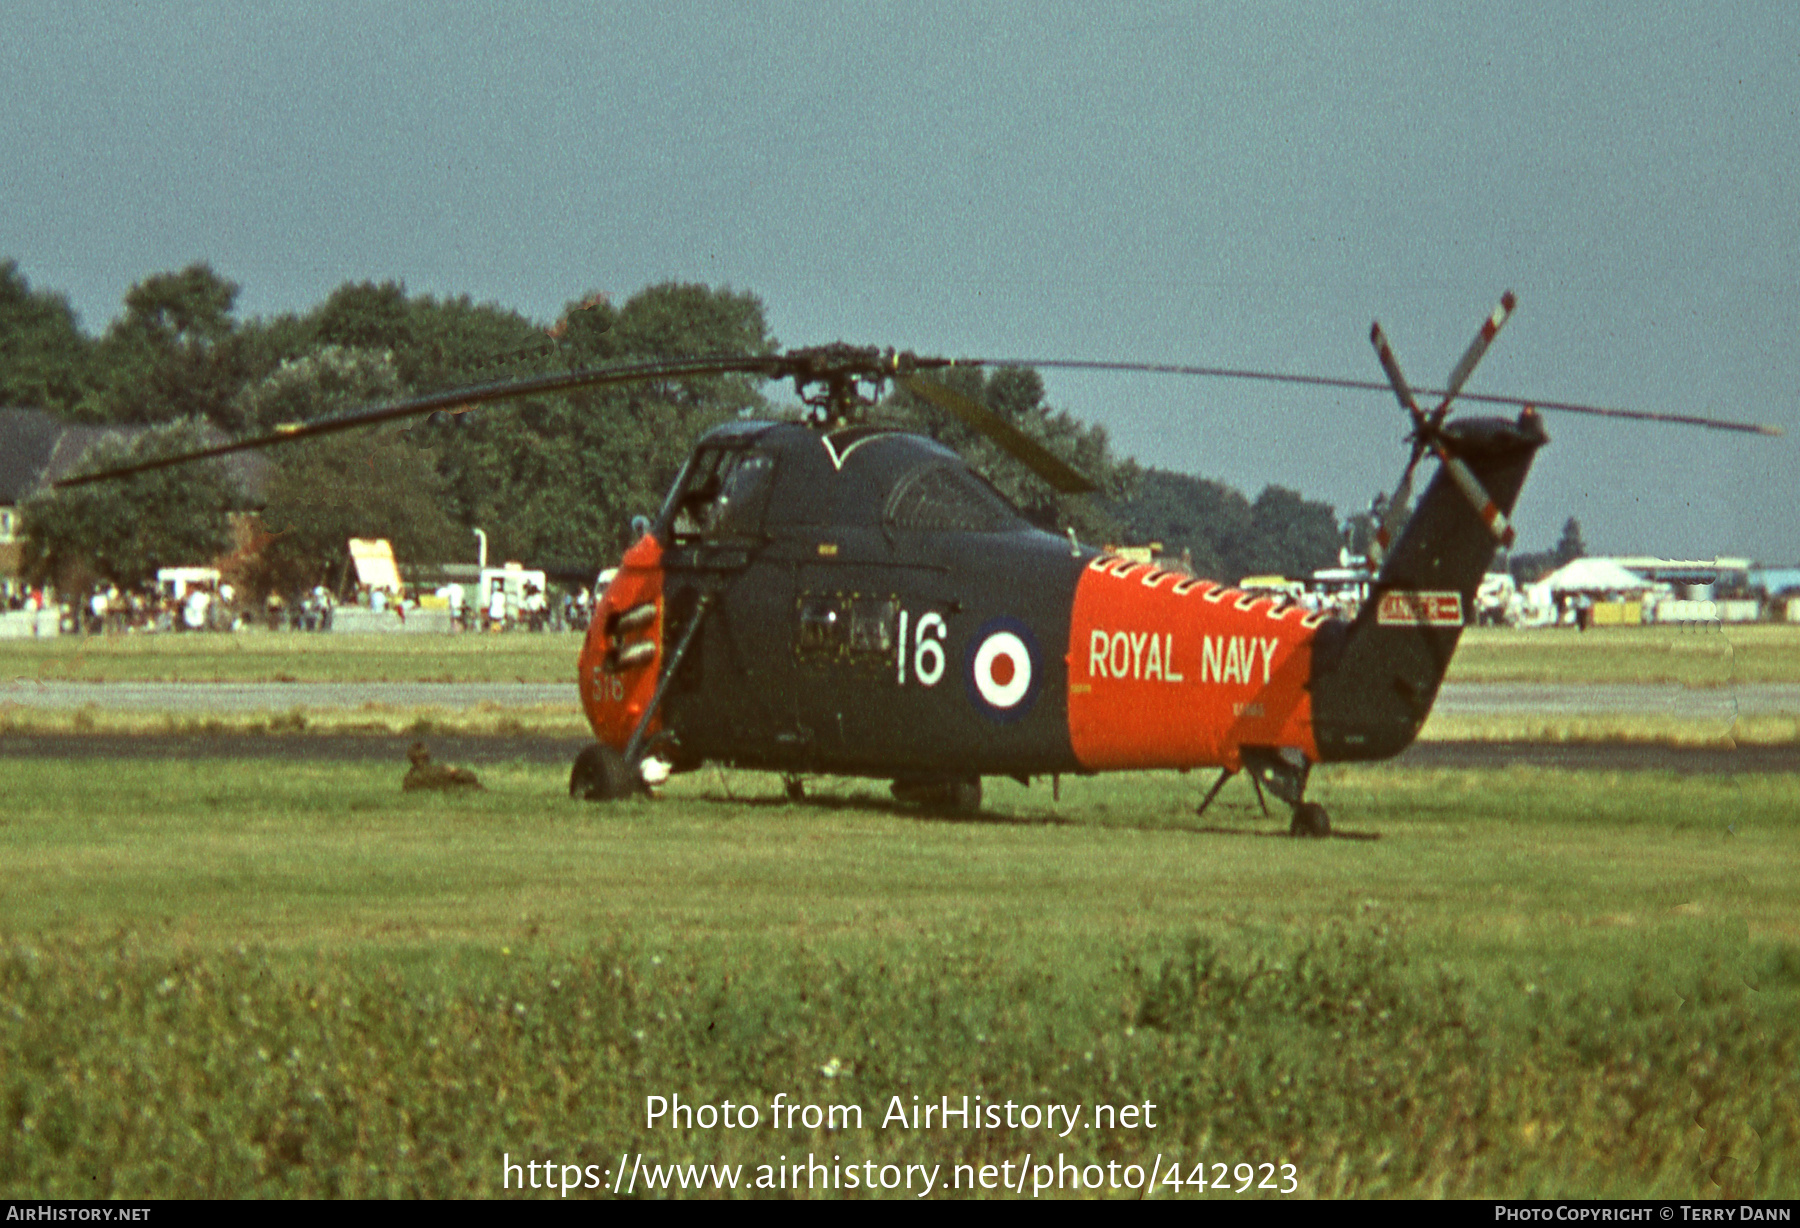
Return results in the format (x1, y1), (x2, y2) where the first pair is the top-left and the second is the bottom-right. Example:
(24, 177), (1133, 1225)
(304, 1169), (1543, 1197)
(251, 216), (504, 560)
(6, 1), (1795, 561)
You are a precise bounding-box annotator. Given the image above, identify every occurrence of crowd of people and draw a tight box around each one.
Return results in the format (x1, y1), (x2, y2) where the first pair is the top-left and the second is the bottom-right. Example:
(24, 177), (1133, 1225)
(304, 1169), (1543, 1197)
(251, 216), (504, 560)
(3, 580), (243, 634)
(7, 578), (600, 634)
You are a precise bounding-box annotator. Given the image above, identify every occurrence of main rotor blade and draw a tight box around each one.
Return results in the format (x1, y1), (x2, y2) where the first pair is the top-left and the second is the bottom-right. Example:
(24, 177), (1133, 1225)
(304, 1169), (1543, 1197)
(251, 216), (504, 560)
(55, 338), (1785, 492)
(977, 359), (1783, 436)
(55, 353), (783, 487)
(899, 374), (1099, 495)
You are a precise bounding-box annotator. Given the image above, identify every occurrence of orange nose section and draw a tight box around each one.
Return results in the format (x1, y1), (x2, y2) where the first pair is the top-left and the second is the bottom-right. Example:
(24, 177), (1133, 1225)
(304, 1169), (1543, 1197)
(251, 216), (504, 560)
(1065, 557), (1321, 772)
(579, 534), (665, 750)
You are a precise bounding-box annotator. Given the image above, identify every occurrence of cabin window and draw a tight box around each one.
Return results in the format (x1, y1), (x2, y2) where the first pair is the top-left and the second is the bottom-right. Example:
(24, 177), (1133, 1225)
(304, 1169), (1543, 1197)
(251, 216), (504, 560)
(797, 595), (844, 652)
(848, 595), (899, 655)
(883, 462), (1021, 532)
(670, 447), (775, 542)
(795, 592), (900, 666)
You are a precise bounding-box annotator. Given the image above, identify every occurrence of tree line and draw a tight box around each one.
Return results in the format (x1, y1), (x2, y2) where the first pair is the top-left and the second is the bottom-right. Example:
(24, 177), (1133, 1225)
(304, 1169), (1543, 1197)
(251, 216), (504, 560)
(4, 258), (1354, 595)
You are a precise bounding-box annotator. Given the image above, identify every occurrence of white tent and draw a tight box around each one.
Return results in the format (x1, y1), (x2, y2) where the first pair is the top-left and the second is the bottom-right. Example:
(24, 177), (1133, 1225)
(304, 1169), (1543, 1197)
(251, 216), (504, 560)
(1538, 557), (1654, 595)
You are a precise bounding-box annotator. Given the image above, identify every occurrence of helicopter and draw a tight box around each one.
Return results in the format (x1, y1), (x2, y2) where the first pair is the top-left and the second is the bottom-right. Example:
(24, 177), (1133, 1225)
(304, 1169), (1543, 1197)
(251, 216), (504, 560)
(61, 293), (1778, 836)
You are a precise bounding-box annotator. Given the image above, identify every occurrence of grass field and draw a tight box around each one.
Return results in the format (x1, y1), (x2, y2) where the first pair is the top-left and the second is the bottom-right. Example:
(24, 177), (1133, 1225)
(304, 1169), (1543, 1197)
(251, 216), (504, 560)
(1, 629), (581, 684)
(3, 760), (1797, 1198)
(1448, 623), (1800, 686)
(5, 622), (1800, 686)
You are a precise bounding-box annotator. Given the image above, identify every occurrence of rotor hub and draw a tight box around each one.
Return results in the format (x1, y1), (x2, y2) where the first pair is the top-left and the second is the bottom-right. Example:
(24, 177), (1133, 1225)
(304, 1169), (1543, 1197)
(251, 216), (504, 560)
(779, 344), (950, 426)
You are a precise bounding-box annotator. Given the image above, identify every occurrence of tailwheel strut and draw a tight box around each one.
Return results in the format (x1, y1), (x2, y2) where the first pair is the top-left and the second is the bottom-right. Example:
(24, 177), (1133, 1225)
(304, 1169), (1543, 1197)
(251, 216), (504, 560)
(1240, 747), (1330, 839)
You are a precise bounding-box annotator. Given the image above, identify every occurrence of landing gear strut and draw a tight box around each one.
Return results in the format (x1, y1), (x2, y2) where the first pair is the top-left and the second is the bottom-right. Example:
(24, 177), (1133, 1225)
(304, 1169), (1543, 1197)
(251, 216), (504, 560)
(576, 592), (716, 805)
(1198, 748), (1331, 838)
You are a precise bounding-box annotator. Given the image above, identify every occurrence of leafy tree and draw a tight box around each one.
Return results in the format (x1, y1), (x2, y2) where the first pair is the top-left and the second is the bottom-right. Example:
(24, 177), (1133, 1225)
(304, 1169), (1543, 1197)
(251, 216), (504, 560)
(404, 294), (551, 392)
(1111, 469), (1340, 580)
(1341, 508), (1377, 564)
(1507, 515), (1587, 584)
(233, 310), (326, 393)
(314, 281), (415, 355)
(430, 283), (778, 567)
(309, 284), (552, 394)
(83, 263), (254, 430)
(1114, 467), (1253, 578)
(234, 345), (402, 434)
(232, 348), (458, 594)
(1554, 516), (1586, 566)
(20, 422), (237, 589)
(1247, 485), (1342, 578)
(249, 432), (464, 597)
(0, 260), (91, 411)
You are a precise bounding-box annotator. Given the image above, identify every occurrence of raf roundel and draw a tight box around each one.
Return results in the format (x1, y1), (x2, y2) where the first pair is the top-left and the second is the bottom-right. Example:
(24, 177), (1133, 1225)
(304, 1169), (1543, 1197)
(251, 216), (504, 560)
(964, 617), (1040, 722)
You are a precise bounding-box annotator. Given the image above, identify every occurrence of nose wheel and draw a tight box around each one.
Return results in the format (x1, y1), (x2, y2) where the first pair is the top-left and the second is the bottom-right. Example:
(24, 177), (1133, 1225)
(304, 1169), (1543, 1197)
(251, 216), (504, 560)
(570, 743), (638, 801)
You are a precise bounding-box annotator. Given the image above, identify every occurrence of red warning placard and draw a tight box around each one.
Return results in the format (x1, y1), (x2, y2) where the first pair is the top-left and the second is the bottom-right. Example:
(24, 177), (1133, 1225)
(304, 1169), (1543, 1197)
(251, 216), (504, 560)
(1376, 590), (1464, 627)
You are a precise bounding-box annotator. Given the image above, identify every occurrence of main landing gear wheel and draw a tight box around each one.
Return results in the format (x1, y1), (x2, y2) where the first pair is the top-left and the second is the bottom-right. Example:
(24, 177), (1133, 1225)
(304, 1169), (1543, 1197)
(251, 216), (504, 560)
(891, 776), (983, 816)
(1289, 802), (1331, 839)
(570, 744), (636, 801)
(945, 778), (982, 815)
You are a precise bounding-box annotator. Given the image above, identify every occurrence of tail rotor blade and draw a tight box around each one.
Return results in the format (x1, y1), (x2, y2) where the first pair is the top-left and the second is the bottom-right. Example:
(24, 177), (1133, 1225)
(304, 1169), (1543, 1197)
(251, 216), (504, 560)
(1434, 290), (1517, 419)
(1368, 448), (1423, 569)
(1370, 322), (1426, 428)
(1435, 441), (1518, 547)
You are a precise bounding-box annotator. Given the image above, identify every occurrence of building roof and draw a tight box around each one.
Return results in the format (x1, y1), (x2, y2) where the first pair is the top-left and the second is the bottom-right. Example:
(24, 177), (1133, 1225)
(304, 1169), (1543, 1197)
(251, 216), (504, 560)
(1538, 557), (1657, 593)
(0, 407), (268, 505)
(1608, 556), (1752, 585)
(0, 409), (70, 503)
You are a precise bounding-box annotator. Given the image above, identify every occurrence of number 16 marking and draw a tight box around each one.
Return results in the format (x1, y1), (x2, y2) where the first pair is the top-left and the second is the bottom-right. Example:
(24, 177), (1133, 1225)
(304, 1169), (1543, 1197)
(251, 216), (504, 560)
(896, 610), (946, 687)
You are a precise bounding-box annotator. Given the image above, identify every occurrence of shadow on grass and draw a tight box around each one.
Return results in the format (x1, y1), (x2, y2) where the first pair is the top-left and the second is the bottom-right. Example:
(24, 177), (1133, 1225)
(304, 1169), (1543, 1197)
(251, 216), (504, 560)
(681, 785), (1384, 839)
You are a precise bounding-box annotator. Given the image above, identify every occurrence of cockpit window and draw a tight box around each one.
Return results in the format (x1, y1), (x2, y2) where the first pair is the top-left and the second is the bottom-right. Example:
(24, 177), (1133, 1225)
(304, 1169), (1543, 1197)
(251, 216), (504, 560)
(883, 462), (1023, 533)
(669, 447), (776, 542)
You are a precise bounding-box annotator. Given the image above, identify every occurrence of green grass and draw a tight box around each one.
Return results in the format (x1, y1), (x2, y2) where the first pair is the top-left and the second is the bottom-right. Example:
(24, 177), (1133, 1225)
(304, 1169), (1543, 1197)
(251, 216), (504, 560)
(1419, 711), (1800, 746)
(1448, 623), (1800, 686)
(3, 760), (1797, 1198)
(0, 629), (581, 683)
(7, 622), (1800, 686)
(0, 703), (588, 739)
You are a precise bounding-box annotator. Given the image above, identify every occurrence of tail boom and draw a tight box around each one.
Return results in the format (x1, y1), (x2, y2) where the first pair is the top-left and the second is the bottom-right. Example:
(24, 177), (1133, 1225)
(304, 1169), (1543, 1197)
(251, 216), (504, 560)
(1309, 409), (1548, 762)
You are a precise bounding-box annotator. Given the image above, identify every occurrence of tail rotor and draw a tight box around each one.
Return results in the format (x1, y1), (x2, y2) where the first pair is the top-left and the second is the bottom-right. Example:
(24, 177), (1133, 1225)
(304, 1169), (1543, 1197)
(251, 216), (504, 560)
(1365, 291), (1519, 570)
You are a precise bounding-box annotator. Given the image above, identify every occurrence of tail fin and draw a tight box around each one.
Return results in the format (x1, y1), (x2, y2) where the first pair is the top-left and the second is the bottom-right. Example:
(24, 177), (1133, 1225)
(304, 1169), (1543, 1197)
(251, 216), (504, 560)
(1310, 410), (1548, 761)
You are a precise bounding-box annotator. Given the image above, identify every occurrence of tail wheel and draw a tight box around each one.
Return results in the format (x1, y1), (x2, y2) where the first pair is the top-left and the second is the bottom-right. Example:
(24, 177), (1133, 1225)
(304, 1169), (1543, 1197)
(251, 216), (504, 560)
(1289, 803), (1331, 839)
(570, 744), (637, 801)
